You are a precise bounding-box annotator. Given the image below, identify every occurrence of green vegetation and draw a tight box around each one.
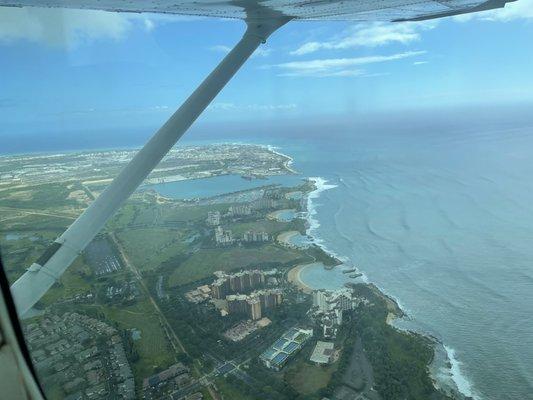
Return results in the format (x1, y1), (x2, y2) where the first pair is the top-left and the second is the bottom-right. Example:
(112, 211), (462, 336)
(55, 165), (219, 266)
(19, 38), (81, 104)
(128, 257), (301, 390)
(161, 293), (282, 360)
(343, 284), (452, 400)
(284, 358), (337, 395)
(230, 220), (289, 236)
(168, 244), (308, 287)
(158, 203), (229, 222)
(79, 298), (175, 379)
(106, 203), (139, 230)
(0, 222), (72, 282)
(305, 245), (341, 266)
(0, 182), (81, 210)
(215, 378), (256, 400)
(116, 228), (189, 271)
(39, 257), (93, 306)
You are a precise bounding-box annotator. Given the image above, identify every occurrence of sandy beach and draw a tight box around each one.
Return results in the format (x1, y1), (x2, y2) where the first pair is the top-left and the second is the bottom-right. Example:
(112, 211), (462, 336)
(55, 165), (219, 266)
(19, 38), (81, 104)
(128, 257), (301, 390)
(276, 230), (299, 246)
(287, 264), (314, 294)
(267, 208), (296, 221)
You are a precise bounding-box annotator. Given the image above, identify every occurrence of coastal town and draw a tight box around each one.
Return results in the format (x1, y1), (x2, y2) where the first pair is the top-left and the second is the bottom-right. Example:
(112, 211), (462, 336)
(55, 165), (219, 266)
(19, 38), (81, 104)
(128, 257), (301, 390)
(0, 144), (459, 400)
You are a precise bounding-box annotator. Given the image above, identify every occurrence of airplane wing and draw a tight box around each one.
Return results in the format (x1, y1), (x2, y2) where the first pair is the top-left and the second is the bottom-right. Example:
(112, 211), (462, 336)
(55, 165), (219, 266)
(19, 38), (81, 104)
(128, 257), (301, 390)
(0, 0), (515, 22)
(3, 0), (516, 317)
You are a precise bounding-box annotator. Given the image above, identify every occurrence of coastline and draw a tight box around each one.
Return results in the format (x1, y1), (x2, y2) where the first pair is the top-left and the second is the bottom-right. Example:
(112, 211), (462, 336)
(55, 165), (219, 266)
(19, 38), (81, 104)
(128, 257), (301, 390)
(298, 175), (471, 400)
(267, 208), (296, 221)
(286, 263), (313, 294)
(267, 144), (298, 174)
(7, 140), (480, 399)
(277, 230), (299, 247)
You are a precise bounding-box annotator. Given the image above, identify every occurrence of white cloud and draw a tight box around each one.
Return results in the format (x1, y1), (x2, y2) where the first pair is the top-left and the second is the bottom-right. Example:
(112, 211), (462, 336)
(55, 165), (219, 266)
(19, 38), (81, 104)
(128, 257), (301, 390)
(143, 18), (155, 32)
(268, 51), (425, 77)
(48, 104), (171, 117)
(209, 44), (232, 53)
(209, 44), (272, 58)
(413, 61), (429, 65)
(254, 47), (272, 57)
(0, 7), (133, 48)
(0, 6), (190, 48)
(290, 22), (435, 56)
(209, 102), (297, 111)
(454, 0), (533, 21)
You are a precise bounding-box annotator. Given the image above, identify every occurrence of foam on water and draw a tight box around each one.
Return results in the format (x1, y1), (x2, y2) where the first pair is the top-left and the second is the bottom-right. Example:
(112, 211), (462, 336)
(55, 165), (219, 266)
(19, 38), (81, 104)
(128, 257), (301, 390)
(305, 177), (350, 263)
(444, 346), (478, 399)
(302, 175), (478, 400)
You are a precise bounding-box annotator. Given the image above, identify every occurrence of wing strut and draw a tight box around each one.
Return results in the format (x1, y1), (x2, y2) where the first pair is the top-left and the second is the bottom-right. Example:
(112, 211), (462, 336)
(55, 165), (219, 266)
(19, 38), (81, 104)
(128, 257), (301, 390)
(10, 16), (289, 317)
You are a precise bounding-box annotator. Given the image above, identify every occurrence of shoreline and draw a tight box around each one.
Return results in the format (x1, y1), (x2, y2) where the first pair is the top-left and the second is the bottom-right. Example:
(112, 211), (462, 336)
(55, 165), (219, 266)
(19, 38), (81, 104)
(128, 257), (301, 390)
(297, 175), (471, 400)
(267, 208), (296, 221)
(287, 263), (314, 294)
(276, 230), (299, 247)
(266, 144), (298, 174)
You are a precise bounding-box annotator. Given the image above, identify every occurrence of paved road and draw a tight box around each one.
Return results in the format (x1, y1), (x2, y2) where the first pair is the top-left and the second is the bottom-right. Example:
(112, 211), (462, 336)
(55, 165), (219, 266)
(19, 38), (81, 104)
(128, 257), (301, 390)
(0, 206), (78, 222)
(111, 233), (221, 400)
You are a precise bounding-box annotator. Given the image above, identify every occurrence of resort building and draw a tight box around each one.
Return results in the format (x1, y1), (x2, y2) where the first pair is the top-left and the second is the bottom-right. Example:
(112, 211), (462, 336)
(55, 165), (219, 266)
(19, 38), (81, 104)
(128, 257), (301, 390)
(312, 289), (359, 313)
(260, 327), (313, 371)
(251, 198), (278, 210)
(242, 230), (270, 243)
(206, 211), (221, 226)
(184, 285), (211, 304)
(226, 289), (283, 320)
(210, 270), (265, 299)
(312, 289), (368, 336)
(214, 226), (234, 246)
(227, 204), (252, 217)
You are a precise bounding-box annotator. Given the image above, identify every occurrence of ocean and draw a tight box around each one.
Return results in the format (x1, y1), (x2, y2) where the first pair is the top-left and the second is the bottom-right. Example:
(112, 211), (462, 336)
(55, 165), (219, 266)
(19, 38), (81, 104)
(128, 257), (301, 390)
(3, 111), (533, 399)
(273, 127), (533, 400)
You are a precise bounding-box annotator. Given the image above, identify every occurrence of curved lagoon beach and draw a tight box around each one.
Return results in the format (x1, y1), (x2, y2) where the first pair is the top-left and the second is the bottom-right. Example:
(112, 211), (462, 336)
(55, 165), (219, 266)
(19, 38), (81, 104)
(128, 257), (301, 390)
(289, 262), (365, 292)
(267, 209), (297, 222)
(277, 230), (312, 249)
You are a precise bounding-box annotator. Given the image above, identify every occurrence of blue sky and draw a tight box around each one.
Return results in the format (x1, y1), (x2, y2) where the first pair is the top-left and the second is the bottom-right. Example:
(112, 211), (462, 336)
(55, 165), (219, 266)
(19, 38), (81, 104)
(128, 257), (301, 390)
(1, 2), (533, 137)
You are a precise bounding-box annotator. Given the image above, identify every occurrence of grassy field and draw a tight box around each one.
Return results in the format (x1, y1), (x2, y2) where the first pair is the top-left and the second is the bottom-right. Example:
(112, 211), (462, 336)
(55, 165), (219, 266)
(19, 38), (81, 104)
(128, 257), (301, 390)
(106, 203), (138, 230)
(40, 257), (93, 306)
(168, 244), (307, 287)
(284, 358), (337, 395)
(0, 212), (73, 233)
(159, 203), (229, 223)
(0, 182), (81, 210)
(111, 201), (231, 227)
(116, 228), (188, 271)
(229, 220), (289, 236)
(215, 378), (256, 400)
(100, 299), (175, 378)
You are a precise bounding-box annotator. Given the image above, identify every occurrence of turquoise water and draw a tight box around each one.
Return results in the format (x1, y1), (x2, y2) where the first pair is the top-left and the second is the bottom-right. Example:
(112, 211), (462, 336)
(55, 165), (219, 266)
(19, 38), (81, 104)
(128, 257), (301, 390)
(287, 232), (312, 248)
(144, 174), (303, 199)
(270, 209), (297, 222)
(299, 263), (364, 290)
(286, 191), (304, 200)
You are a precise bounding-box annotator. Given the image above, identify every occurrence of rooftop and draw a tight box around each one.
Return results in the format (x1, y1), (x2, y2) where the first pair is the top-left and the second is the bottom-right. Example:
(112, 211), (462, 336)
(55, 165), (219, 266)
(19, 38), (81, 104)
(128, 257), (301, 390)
(310, 341), (335, 364)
